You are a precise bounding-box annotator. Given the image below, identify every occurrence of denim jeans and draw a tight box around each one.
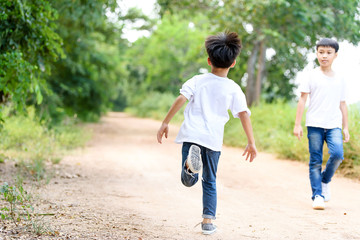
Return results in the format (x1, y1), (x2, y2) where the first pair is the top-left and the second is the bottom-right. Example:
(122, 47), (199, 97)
(181, 142), (221, 220)
(307, 127), (343, 200)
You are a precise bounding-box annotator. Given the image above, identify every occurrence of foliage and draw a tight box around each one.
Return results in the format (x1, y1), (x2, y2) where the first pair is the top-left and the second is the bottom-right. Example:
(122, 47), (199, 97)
(126, 91), (184, 123)
(0, 182), (33, 225)
(1, 0), (142, 124)
(0, 181), (54, 235)
(0, 107), (90, 180)
(129, 98), (360, 178)
(224, 102), (360, 177)
(125, 12), (210, 103)
(33, 0), (127, 123)
(220, 0), (360, 104)
(345, 104), (360, 166)
(156, 0), (217, 16)
(0, 0), (64, 121)
(156, 0), (360, 105)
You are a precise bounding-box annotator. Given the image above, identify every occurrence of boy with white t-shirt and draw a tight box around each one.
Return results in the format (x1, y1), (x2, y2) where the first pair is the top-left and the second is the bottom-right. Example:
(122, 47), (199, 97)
(293, 38), (350, 210)
(157, 32), (257, 235)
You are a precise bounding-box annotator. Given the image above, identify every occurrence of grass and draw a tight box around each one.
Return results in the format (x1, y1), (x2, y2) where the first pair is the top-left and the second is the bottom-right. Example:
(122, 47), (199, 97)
(127, 92), (360, 179)
(0, 106), (90, 236)
(0, 106), (91, 181)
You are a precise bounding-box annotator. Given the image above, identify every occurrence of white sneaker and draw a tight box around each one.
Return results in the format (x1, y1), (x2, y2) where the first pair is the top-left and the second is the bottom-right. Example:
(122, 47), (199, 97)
(321, 182), (331, 202)
(186, 145), (202, 173)
(312, 195), (325, 210)
(202, 223), (217, 235)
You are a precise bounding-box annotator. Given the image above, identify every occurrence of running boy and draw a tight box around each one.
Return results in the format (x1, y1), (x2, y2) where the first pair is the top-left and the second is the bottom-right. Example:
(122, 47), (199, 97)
(157, 32), (257, 235)
(293, 38), (350, 210)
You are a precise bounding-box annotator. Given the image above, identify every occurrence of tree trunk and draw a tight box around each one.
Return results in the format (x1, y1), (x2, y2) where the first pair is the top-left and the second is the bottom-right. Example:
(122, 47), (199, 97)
(254, 40), (266, 105)
(245, 41), (260, 106)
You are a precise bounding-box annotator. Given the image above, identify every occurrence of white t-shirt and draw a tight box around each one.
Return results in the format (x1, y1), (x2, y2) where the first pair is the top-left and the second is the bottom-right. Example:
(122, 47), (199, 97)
(299, 68), (346, 129)
(175, 73), (250, 151)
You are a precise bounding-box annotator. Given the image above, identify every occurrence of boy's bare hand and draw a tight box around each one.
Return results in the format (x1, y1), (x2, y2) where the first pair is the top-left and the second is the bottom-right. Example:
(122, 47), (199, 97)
(293, 125), (303, 140)
(157, 123), (169, 144)
(343, 128), (350, 142)
(242, 143), (257, 162)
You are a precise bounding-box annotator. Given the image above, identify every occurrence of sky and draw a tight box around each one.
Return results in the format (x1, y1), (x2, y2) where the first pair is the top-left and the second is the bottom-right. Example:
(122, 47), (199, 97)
(122, 0), (360, 104)
(120, 0), (157, 42)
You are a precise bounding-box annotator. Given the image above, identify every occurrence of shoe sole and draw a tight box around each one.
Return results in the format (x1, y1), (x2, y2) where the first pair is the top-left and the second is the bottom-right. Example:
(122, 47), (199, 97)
(313, 206), (325, 210)
(202, 228), (217, 235)
(187, 145), (202, 173)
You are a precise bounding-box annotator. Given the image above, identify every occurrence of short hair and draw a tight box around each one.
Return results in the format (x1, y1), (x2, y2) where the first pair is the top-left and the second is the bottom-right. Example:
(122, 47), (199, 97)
(316, 38), (339, 52)
(205, 32), (242, 68)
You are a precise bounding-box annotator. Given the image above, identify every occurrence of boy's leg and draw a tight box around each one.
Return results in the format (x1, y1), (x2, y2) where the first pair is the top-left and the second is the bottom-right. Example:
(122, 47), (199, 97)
(181, 142), (199, 187)
(322, 128), (343, 183)
(307, 127), (325, 200)
(201, 147), (220, 220)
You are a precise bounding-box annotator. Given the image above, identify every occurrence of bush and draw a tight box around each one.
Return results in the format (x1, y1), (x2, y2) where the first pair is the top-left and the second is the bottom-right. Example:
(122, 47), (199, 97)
(126, 91), (185, 123)
(0, 107), (90, 180)
(128, 96), (360, 178)
(224, 101), (308, 157)
(224, 102), (360, 177)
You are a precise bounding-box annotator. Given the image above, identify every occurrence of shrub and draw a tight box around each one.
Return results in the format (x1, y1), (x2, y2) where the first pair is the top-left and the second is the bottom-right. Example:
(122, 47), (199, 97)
(126, 92), (185, 123)
(127, 94), (360, 178)
(0, 107), (90, 180)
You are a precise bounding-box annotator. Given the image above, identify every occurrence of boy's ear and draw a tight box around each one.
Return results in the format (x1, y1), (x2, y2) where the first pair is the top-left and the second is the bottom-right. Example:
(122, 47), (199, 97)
(207, 57), (212, 66)
(230, 60), (236, 68)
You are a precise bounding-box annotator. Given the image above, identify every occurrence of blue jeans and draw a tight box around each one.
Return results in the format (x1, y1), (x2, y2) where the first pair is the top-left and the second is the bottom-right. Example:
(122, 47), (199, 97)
(307, 127), (343, 200)
(181, 142), (221, 220)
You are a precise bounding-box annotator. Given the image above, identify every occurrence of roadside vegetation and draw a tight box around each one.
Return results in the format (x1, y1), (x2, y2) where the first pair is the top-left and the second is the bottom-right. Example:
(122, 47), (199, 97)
(127, 100), (360, 179)
(1, 0), (360, 237)
(0, 106), (89, 234)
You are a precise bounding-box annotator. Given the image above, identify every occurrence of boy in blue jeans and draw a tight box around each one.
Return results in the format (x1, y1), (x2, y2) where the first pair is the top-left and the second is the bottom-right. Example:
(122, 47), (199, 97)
(293, 38), (350, 210)
(157, 32), (257, 234)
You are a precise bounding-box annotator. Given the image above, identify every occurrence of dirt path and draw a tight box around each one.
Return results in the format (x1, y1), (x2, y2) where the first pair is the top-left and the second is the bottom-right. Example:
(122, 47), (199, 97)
(4, 112), (360, 239)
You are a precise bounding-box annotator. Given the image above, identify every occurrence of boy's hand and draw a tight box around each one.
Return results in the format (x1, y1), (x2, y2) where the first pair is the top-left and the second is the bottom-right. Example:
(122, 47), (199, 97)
(293, 125), (303, 140)
(157, 122), (169, 144)
(343, 128), (350, 142)
(242, 143), (257, 162)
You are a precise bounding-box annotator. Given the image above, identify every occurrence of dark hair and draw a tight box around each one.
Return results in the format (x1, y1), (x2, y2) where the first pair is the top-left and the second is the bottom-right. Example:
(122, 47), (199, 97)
(205, 32), (242, 68)
(316, 38), (339, 52)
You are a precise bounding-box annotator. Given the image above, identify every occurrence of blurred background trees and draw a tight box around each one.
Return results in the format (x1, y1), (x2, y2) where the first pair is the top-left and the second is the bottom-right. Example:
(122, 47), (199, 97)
(2, 0), (360, 121)
(1, 0), (360, 175)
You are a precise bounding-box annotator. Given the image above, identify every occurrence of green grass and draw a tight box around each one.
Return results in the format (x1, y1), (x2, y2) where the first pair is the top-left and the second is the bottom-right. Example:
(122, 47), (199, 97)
(126, 91), (185, 123)
(0, 107), (91, 181)
(127, 92), (360, 179)
(224, 102), (360, 178)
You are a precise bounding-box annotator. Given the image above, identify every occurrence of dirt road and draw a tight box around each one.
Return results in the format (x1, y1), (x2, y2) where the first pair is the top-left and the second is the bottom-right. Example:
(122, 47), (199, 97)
(18, 112), (360, 239)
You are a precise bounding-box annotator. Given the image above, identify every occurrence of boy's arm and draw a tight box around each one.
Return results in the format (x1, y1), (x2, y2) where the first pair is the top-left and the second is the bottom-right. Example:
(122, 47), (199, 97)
(157, 94), (187, 144)
(239, 111), (257, 162)
(293, 92), (308, 140)
(340, 101), (350, 142)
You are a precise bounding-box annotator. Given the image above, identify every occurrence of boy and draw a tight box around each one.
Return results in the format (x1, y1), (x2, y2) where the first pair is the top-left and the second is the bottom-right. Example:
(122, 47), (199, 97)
(293, 38), (350, 210)
(157, 32), (257, 235)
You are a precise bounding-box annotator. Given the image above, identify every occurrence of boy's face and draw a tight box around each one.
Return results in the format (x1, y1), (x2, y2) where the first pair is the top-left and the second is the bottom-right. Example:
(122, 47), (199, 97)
(316, 46), (337, 68)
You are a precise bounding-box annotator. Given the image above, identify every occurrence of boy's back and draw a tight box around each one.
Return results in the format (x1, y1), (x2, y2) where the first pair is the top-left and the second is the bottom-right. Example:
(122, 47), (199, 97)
(176, 72), (250, 151)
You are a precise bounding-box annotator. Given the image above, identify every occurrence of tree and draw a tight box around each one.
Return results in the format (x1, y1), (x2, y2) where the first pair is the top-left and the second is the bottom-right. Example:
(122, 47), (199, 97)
(37, 0), (127, 122)
(216, 0), (360, 105)
(156, 0), (360, 105)
(125, 12), (210, 99)
(0, 0), (64, 120)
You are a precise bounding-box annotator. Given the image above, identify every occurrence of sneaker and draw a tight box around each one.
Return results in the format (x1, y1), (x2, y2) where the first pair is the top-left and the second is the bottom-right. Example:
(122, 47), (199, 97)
(312, 195), (325, 210)
(321, 182), (331, 202)
(201, 223), (217, 235)
(186, 145), (202, 173)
